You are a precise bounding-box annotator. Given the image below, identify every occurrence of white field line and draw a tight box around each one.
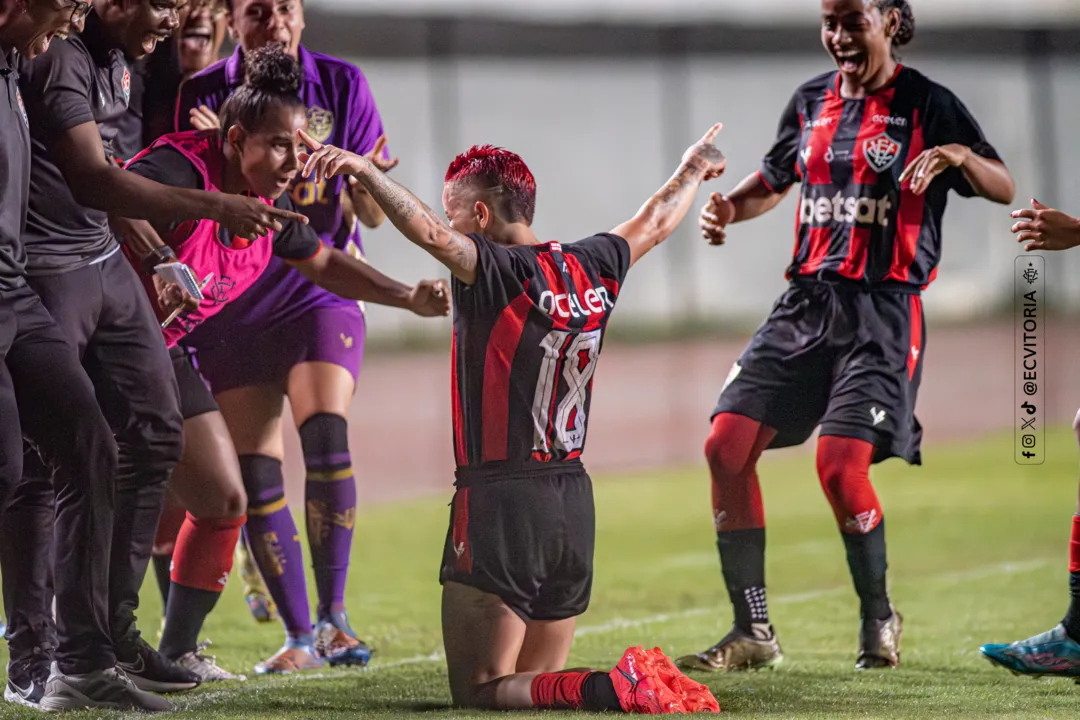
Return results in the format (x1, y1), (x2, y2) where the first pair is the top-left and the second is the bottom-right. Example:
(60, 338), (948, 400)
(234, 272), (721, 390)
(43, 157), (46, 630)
(172, 557), (1052, 711)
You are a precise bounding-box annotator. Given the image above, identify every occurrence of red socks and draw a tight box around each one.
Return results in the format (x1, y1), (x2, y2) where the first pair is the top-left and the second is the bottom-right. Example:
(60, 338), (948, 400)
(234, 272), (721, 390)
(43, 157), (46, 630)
(705, 413), (775, 532)
(170, 513), (246, 592)
(816, 435), (880, 534)
(530, 672), (589, 709)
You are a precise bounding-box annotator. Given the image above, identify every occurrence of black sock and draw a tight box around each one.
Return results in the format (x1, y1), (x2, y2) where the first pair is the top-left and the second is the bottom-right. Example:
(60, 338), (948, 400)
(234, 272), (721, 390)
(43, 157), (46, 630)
(716, 528), (769, 632)
(152, 555), (172, 611)
(1062, 573), (1080, 641)
(158, 583), (222, 659)
(581, 672), (622, 712)
(841, 520), (891, 621)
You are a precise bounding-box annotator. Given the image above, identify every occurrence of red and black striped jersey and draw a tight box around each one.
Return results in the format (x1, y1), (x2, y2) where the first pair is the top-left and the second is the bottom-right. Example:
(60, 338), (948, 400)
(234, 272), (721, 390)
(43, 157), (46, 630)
(759, 65), (1001, 289)
(450, 232), (631, 480)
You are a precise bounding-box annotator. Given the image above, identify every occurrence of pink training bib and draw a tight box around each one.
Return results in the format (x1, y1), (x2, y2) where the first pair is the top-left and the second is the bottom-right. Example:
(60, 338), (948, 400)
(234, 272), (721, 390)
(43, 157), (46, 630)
(124, 130), (276, 348)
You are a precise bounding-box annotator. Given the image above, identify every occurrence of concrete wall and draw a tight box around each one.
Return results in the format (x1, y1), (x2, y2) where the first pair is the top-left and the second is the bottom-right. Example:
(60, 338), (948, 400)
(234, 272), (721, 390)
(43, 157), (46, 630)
(337, 42), (1078, 343)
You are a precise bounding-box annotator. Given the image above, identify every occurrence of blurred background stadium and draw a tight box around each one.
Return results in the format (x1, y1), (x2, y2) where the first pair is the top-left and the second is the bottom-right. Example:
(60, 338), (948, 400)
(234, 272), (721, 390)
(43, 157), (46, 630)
(274, 0), (1080, 504)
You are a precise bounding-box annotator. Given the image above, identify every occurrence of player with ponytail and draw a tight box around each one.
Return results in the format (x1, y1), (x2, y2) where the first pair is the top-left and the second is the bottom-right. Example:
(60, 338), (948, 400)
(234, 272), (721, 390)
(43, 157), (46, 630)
(122, 45), (449, 681)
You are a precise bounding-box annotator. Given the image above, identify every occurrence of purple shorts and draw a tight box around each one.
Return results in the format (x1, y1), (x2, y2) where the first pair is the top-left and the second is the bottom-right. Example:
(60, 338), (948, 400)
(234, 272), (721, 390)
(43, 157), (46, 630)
(183, 257), (366, 394)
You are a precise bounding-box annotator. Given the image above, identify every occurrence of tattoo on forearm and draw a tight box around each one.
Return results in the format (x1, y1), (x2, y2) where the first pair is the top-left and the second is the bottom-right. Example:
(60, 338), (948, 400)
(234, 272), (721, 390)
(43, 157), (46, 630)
(657, 164), (700, 207)
(446, 230), (478, 272)
(356, 169), (419, 222)
(358, 165), (478, 273)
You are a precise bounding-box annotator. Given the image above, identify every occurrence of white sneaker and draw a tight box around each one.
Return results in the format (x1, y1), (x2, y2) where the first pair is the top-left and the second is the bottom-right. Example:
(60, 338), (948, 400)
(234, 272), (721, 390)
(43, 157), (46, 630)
(173, 640), (246, 682)
(39, 662), (174, 712)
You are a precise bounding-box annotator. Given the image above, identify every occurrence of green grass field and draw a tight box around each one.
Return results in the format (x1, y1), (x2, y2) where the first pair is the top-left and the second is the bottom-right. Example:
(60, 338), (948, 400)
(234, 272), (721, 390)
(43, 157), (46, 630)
(4, 428), (1079, 718)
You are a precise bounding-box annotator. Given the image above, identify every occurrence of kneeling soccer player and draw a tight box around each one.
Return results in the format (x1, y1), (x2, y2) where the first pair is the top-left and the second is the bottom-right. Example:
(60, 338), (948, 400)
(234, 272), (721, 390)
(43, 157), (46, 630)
(296, 122), (727, 711)
(980, 200), (1080, 678)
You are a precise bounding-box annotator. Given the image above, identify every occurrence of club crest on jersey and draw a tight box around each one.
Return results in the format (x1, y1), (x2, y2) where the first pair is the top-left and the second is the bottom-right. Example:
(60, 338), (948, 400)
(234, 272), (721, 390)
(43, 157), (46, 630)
(306, 106), (335, 144)
(120, 67), (131, 106)
(863, 132), (902, 174)
(14, 87), (27, 128)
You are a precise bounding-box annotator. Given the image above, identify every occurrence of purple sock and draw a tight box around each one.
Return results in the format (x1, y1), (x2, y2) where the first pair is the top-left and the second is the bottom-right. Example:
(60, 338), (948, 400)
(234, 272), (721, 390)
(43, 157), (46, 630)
(299, 413), (356, 621)
(238, 455), (312, 639)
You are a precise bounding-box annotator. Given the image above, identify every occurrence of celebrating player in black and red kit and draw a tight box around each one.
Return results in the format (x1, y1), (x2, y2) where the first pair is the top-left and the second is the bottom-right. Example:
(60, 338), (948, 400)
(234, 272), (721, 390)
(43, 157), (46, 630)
(295, 124), (726, 713)
(676, 0), (1015, 674)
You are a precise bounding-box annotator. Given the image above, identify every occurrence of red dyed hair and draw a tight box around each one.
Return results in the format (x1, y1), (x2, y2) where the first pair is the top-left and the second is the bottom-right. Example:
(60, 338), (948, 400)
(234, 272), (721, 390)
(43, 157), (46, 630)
(444, 145), (536, 225)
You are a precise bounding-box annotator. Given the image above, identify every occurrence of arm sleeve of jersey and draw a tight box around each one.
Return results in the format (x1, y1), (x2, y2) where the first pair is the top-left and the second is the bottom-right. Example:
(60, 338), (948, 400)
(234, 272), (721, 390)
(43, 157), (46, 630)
(271, 192), (324, 260)
(125, 147), (203, 190)
(459, 233), (521, 307)
(926, 85), (1002, 197)
(343, 67), (387, 157)
(758, 93), (802, 193)
(571, 233), (632, 286)
(21, 43), (95, 137)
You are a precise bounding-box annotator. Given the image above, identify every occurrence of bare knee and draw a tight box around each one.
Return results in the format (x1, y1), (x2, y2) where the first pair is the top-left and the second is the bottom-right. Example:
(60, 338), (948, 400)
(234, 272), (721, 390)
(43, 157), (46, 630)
(221, 486), (247, 518)
(1072, 408), (1080, 439)
(187, 482), (246, 519)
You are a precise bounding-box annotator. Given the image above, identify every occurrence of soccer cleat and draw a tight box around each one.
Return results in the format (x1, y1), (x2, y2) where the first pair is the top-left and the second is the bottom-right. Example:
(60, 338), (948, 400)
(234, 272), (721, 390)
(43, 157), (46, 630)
(4, 645), (52, 708)
(39, 663), (175, 712)
(980, 624), (1080, 678)
(855, 607), (903, 670)
(115, 632), (200, 693)
(314, 611), (373, 667)
(254, 641), (324, 675)
(236, 539), (278, 623)
(173, 640), (247, 682)
(610, 646), (720, 714)
(675, 625), (784, 672)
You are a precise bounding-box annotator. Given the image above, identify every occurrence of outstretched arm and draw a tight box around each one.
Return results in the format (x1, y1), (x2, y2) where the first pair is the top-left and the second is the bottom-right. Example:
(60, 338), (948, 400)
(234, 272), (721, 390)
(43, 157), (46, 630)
(611, 123), (726, 267)
(287, 245), (450, 316)
(55, 123), (309, 241)
(1010, 199), (1080, 252)
(698, 172), (791, 246)
(296, 128), (480, 284)
(349, 135), (400, 229)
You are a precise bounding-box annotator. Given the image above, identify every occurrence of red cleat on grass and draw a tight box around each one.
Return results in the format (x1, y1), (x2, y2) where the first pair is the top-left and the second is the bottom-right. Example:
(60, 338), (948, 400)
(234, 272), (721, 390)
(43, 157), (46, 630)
(610, 646), (721, 714)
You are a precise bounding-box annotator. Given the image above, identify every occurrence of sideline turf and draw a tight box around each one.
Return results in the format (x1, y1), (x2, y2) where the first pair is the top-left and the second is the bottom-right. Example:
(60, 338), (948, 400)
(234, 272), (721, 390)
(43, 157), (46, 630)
(1, 428), (1075, 718)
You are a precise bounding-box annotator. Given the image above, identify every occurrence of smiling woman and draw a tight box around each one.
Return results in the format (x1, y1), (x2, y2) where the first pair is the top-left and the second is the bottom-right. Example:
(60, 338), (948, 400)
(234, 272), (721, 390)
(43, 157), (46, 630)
(677, 0), (1016, 678)
(0, 0), (86, 57)
(120, 44), (450, 684)
(821, 0), (914, 98)
(178, 0), (226, 76)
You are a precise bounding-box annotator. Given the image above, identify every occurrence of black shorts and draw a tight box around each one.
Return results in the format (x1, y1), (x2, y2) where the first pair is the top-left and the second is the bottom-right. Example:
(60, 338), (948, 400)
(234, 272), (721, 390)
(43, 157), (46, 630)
(714, 277), (925, 465)
(439, 464), (594, 622)
(169, 345), (217, 420)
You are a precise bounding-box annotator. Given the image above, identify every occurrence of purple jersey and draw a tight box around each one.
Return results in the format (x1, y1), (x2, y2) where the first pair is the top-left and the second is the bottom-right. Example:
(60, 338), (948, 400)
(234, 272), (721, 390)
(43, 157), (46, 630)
(174, 46), (384, 388)
(175, 45), (386, 252)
